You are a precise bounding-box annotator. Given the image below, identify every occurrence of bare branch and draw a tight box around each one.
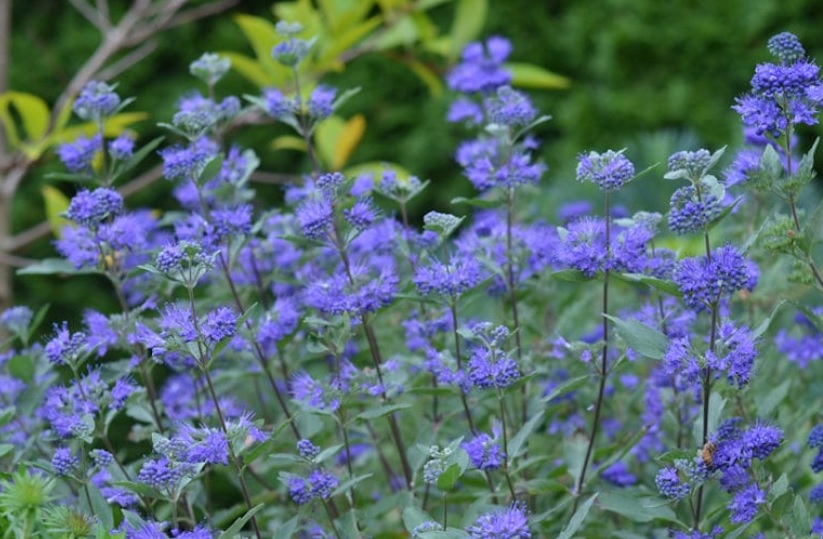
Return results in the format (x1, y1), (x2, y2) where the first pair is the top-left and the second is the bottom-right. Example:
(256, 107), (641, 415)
(3, 164), (164, 253)
(250, 171), (303, 186)
(118, 164), (163, 198)
(95, 0), (111, 28)
(165, 0), (240, 30)
(97, 41), (158, 82)
(0, 251), (36, 268)
(68, 0), (109, 31)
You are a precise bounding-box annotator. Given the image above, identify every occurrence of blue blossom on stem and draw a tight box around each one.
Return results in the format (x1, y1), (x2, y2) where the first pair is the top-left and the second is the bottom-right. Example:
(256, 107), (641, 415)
(159, 137), (218, 181)
(109, 134), (135, 160)
(447, 36), (512, 94)
(809, 424), (823, 448)
(466, 502), (531, 539)
(468, 346), (520, 389)
(733, 32), (823, 137)
(576, 149), (635, 191)
(728, 483), (766, 524)
(456, 136), (545, 191)
(65, 188), (123, 227)
(298, 439), (320, 459)
(486, 86), (537, 127)
(73, 80), (121, 121)
(307, 85), (336, 120)
(656, 467), (690, 499)
(463, 430), (505, 470)
(51, 447), (79, 475)
(45, 322), (87, 365)
(413, 255), (485, 297)
(672, 526), (724, 539)
(668, 183), (723, 234)
(0, 306), (32, 335)
(673, 246), (756, 310)
(57, 134), (102, 173)
(262, 88), (296, 118)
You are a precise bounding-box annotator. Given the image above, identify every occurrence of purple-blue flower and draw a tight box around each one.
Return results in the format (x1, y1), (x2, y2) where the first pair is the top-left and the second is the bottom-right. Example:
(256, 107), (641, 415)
(656, 467), (690, 499)
(728, 483), (765, 524)
(52, 447), (79, 475)
(448, 36), (512, 94)
(576, 149), (635, 191)
(73, 80), (121, 121)
(463, 432), (505, 470)
(466, 502), (530, 539)
(58, 134), (102, 173)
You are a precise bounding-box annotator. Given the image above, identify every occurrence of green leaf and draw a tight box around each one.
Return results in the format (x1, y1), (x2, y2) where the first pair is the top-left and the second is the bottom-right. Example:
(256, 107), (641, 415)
(314, 443), (344, 464)
(87, 482), (114, 530)
(113, 481), (158, 498)
(788, 494), (811, 537)
(436, 462), (461, 491)
(218, 504), (265, 539)
(451, 195), (503, 209)
(17, 258), (100, 276)
(564, 434), (588, 485)
(111, 136), (164, 183)
(41, 186), (71, 239)
(615, 273), (681, 296)
(354, 402), (411, 422)
(332, 473), (373, 497)
(403, 506), (437, 533)
(449, 0), (488, 60)
(803, 181), (823, 251)
(550, 269), (592, 282)
(770, 473), (790, 501)
(0, 444), (14, 458)
(506, 62), (570, 90)
(0, 408), (15, 429)
(337, 510), (360, 539)
(243, 437), (276, 467)
(272, 515), (300, 539)
(752, 300), (785, 339)
(603, 315), (670, 360)
(0, 91), (50, 142)
(557, 493), (597, 539)
(543, 375), (590, 403)
(508, 410), (544, 462)
(598, 490), (681, 524)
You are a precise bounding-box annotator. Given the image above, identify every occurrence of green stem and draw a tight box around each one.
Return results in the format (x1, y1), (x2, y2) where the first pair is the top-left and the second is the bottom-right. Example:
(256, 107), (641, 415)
(574, 190), (611, 508)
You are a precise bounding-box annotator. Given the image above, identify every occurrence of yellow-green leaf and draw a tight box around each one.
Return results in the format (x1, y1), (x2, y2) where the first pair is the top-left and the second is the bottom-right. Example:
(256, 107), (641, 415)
(41, 186), (71, 239)
(49, 112), (146, 146)
(406, 58), (444, 97)
(332, 114), (366, 170)
(371, 15), (418, 50)
(273, 0), (323, 39)
(221, 52), (278, 88)
(233, 14), (288, 81)
(344, 161), (413, 182)
(0, 92), (51, 142)
(271, 135), (307, 152)
(314, 115), (344, 169)
(318, 16), (382, 66)
(449, 0), (487, 60)
(506, 62), (571, 90)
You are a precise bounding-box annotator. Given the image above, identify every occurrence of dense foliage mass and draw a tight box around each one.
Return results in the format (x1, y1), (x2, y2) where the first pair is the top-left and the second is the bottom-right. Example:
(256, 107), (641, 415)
(3, 21), (823, 539)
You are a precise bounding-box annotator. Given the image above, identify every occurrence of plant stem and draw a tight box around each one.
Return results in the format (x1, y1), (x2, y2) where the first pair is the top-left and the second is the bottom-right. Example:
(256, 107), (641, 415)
(574, 190), (612, 508)
(504, 187), (527, 427)
(497, 390), (517, 500)
(322, 499), (344, 539)
(694, 228), (718, 529)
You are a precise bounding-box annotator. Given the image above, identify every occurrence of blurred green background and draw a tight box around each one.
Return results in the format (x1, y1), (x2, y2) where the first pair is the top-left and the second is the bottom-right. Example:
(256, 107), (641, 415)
(6, 0), (823, 321)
